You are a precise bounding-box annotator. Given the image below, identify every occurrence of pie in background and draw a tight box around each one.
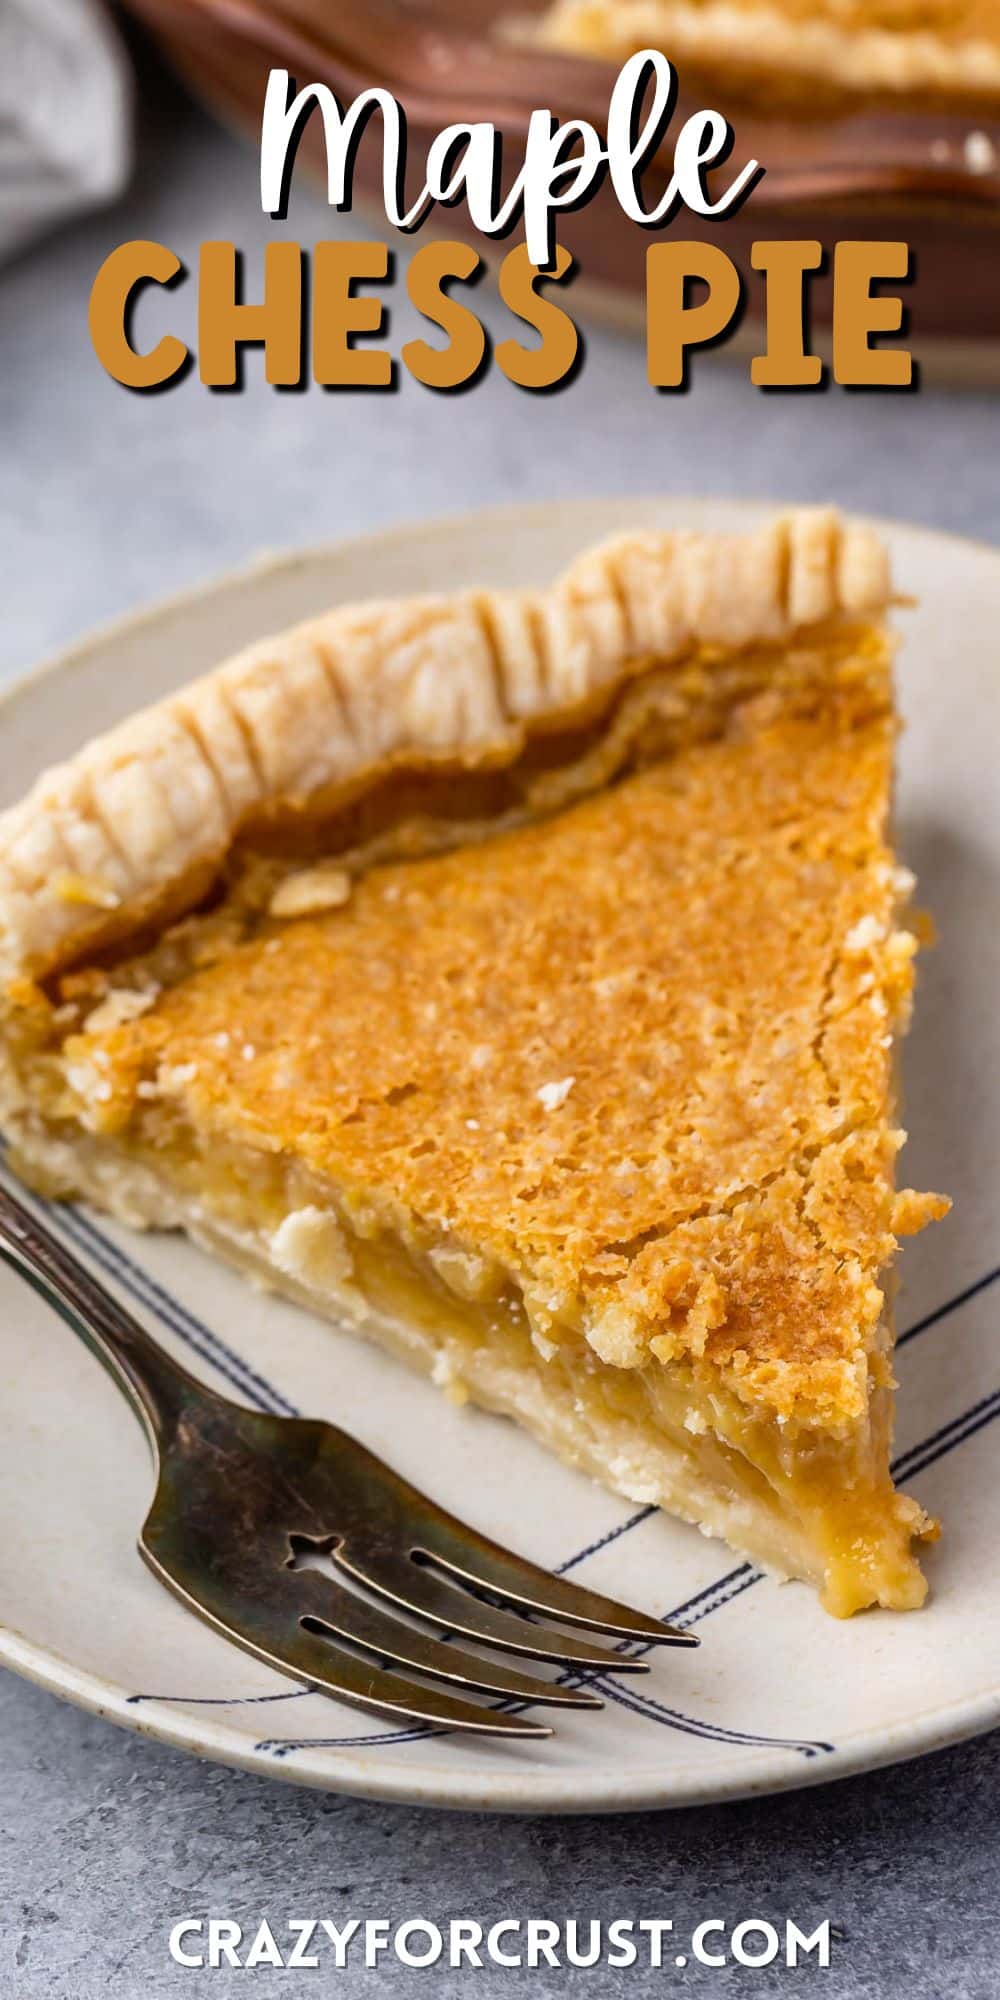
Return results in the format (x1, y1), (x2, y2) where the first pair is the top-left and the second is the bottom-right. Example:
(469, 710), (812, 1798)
(0, 509), (949, 1616)
(531, 1), (1000, 111)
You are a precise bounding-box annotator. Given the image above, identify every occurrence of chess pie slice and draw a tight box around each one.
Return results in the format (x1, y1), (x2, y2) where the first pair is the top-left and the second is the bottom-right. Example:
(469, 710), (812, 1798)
(533, 0), (1000, 110)
(0, 510), (949, 1616)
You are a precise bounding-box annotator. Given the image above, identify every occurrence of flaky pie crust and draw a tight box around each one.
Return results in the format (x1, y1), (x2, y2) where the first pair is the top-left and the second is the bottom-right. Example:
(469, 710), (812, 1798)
(0, 510), (887, 985)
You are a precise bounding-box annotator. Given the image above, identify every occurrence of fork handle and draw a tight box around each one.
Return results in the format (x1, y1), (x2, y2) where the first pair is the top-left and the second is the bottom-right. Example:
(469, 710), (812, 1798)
(0, 1180), (209, 1452)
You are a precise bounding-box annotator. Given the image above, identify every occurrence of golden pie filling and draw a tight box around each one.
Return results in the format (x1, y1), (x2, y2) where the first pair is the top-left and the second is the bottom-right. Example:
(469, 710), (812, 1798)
(533, 0), (1000, 111)
(3, 627), (948, 1616)
(540, 0), (1000, 51)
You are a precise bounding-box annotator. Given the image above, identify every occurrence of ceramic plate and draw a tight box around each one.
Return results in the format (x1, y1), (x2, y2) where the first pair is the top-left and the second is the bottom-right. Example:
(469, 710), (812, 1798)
(1, 499), (997, 1812)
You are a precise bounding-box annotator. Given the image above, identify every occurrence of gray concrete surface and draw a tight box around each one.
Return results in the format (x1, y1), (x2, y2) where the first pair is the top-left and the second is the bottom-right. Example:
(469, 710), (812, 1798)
(2, 1668), (998, 1999)
(0, 48), (997, 2000)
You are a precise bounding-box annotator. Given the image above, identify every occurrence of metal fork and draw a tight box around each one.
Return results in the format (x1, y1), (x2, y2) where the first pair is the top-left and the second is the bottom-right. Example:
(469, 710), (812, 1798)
(0, 1182), (696, 1741)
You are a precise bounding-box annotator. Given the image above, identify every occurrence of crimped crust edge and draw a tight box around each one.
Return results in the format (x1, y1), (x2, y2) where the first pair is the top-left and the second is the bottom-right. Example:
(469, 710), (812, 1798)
(0, 509), (889, 982)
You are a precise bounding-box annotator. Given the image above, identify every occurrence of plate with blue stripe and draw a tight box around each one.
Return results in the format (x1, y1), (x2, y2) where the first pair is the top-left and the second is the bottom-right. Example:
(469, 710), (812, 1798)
(0, 499), (997, 1811)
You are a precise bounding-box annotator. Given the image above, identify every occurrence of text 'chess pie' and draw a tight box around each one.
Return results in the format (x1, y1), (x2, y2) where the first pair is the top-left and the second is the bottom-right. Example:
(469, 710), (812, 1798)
(0, 511), (949, 1616)
(532, 1), (1000, 111)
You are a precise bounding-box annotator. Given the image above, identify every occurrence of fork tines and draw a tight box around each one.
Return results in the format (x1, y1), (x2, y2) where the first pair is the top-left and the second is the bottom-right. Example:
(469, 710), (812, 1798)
(275, 1500), (697, 1739)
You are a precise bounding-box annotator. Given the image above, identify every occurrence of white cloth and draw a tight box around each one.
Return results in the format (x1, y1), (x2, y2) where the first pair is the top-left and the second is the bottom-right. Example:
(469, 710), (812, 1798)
(0, 0), (132, 263)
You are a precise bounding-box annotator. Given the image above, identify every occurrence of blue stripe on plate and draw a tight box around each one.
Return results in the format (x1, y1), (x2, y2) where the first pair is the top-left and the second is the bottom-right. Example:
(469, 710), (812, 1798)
(897, 1264), (1000, 1347)
(6, 1173), (993, 1759)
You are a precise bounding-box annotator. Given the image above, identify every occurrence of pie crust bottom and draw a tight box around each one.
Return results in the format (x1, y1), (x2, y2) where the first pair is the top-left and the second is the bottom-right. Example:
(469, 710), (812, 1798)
(7, 1117), (934, 1620)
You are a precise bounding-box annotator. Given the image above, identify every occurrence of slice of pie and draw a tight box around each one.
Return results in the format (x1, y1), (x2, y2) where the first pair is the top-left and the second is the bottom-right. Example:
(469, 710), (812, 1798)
(0, 509), (949, 1617)
(532, 0), (1000, 111)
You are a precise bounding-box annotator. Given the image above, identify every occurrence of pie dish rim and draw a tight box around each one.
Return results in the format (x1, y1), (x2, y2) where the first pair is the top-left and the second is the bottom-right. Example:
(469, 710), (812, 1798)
(531, 0), (1000, 102)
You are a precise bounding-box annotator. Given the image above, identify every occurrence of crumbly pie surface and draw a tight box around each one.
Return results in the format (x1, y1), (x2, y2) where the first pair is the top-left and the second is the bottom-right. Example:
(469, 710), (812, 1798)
(533, 0), (1000, 108)
(0, 510), (949, 1616)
